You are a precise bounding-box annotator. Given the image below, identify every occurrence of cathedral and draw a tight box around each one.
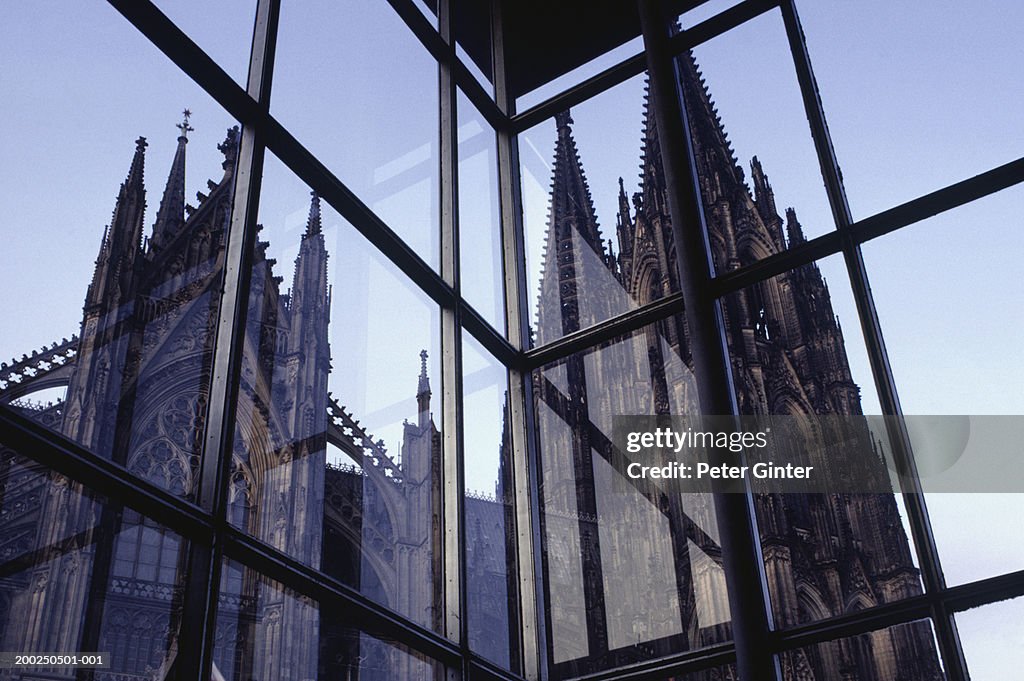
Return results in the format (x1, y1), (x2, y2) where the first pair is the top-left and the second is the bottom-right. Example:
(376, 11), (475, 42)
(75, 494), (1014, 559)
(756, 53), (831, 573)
(0, 48), (942, 681)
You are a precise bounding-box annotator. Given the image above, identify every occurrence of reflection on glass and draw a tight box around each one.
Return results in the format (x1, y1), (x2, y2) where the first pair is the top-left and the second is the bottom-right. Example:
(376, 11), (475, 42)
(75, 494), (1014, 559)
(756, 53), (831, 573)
(723, 257), (925, 632)
(272, 0), (440, 267)
(520, 73), (675, 347)
(458, 90), (504, 331)
(0, 4), (242, 500)
(228, 154), (443, 632)
(778, 619), (944, 681)
(0, 444), (189, 679)
(534, 317), (729, 676)
(955, 597), (1024, 681)
(215, 560), (444, 680)
(862, 186), (1024, 586)
(0, 120), (238, 500)
(462, 332), (518, 669)
(521, 35), (828, 347)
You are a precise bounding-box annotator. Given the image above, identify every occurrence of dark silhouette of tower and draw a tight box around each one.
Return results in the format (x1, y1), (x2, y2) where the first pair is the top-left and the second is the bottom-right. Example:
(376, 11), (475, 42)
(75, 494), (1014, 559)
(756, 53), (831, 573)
(532, 51), (941, 680)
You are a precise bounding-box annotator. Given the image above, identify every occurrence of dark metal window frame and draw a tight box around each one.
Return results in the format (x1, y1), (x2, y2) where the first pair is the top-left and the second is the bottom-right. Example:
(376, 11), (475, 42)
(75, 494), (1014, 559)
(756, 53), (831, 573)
(2, 0), (1023, 679)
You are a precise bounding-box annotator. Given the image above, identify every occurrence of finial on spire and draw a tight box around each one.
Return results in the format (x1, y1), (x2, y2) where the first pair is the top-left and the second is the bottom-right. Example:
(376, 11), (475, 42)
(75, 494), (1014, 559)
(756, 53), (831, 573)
(417, 349), (431, 394)
(555, 110), (574, 132)
(135, 136), (148, 151)
(305, 190), (323, 236)
(416, 349), (431, 427)
(176, 109), (194, 141)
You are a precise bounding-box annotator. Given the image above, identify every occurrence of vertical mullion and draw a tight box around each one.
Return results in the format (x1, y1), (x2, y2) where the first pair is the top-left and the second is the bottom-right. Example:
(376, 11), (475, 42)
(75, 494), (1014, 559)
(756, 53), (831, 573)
(176, 1), (280, 679)
(779, 3), (968, 679)
(638, 1), (779, 680)
(492, 0), (543, 677)
(438, 1), (468, 677)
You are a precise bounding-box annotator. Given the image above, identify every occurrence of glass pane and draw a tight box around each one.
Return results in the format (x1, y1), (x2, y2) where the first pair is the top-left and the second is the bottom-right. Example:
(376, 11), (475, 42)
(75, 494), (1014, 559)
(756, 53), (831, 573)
(520, 72), (680, 348)
(0, 3), (239, 501)
(778, 619), (945, 681)
(956, 597), (1024, 680)
(533, 317), (732, 677)
(722, 255), (922, 627)
(272, 0), (440, 268)
(152, 0), (257, 84)
(0, 441), (189, 678)
(215, 560), (445, 680)
(862, 186), (1024, 585)
(458, 42), (493, 93)
(228, 153), (443, 632)
(688, 8), (834, 247)
(462, 331), (518, 670)
(458, 89), (504, 332)
(798, 0), (1024, 219)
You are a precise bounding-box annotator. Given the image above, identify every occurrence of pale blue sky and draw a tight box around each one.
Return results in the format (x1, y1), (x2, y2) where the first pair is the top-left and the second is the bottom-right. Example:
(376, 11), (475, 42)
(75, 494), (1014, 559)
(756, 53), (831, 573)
(1, 0), (1022, 673)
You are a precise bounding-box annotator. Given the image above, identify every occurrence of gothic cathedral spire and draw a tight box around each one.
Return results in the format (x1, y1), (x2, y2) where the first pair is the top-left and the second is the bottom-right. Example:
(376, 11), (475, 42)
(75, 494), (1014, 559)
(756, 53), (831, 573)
(150, 109), (192, 252)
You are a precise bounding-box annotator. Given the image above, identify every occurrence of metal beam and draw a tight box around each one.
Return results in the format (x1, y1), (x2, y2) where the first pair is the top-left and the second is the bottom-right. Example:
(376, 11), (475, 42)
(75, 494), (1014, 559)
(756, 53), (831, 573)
(638, 2), (778, 681)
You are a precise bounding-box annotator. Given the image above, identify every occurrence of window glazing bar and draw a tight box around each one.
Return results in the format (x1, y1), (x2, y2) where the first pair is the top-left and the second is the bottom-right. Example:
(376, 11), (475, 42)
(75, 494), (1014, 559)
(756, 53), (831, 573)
(176, 0), (279, 677)
(439, 0), (469, 661)
(779, 3), (968, 679)
(0, 405), (213, 542)
(493, 0), (544, 675)
(385, 0), (505, 129)
(222, 527), (464, 667)
(511, 0), (777, 134)
(638, 1), (778, 680)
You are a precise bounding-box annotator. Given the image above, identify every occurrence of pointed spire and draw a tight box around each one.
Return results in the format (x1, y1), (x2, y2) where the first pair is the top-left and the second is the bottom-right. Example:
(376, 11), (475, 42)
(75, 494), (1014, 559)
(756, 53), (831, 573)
(786, 207), (806, 246)
(305, 191), (322, 236)
(287, 187), (331, 356)
(417, 349), (431, 428)
(87, 137), (148, 307)
(535, 108), (608, 342)
(550, 109), (604, 253)
(151, 110), (192, 250)
(417, 349), (430, 397)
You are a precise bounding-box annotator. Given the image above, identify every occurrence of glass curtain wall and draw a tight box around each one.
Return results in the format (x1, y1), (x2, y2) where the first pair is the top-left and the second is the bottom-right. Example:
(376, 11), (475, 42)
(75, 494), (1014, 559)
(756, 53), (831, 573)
(0, 1), (1022, 680)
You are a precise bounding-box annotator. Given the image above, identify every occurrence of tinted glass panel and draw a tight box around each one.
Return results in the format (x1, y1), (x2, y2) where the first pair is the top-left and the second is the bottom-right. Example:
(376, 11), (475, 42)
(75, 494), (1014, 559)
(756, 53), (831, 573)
(462, 331), (518, 669)
(688, 9), (834, 246)
(533, 317), (731, 677)
(458, 90), (505, 332)
(778, 619), (944, 681)
(272, 0), (440, 267)
(228, 153), (444, 632)
(215, 560), (445, 680)
(520, 73), (677, 347)
(0, 3), (238, 501)
(0, 442), (189, 679)
(956, 597), (1024, 681)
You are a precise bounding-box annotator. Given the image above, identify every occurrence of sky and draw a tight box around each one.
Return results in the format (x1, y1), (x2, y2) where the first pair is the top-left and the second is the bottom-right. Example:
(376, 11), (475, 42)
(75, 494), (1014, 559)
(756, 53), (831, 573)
(1, 0), (1023, 673)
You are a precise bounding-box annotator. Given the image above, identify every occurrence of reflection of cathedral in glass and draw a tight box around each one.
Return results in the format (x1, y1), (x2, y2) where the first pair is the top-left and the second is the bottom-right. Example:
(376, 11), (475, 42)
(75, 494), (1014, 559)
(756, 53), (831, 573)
(0, 49), (945, 681)
(0, 113), (450, 679)
(532, 52), (942, 680)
